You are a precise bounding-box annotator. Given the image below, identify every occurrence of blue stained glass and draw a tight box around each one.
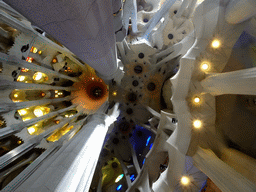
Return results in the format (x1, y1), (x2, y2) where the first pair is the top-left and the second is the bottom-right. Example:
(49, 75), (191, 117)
(116, 184), (122, 191)
(130, 174), (135, 181)
(149, 143), (153, 149)
(146, 136), (151, 146)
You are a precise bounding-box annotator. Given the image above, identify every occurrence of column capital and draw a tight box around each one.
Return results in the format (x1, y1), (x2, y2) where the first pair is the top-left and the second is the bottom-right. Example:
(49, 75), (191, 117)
(88, 113), (107, 125)
(96, 59), (124, 84)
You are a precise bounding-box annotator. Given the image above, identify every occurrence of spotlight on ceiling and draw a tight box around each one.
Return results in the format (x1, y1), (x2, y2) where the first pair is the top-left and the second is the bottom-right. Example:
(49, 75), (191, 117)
(193, 96), (201, 105)
(112, 91), (117, 96)
(193, 120), (202, 129)
(180, 176), (190, 186)
(211, 39), (221, 48)
(200, 62), (209, 71)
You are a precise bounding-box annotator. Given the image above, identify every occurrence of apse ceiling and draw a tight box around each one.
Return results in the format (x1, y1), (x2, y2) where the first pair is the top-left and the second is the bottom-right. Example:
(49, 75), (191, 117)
(0, 0), (256, 192)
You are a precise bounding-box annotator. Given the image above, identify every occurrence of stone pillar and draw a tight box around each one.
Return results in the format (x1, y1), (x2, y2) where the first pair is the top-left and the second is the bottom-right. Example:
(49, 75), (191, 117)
(141, 0), (177, 40)
(201, 67), (256, 96)
(220, 148), (256, 184)
(96, 59), (124, 84)
(13, 112), (118, 192)
(193, 147), (256, 192)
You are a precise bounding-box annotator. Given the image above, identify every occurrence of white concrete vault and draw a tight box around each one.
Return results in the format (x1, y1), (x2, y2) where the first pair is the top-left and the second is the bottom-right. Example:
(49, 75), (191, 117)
(0, 0), (256, 192)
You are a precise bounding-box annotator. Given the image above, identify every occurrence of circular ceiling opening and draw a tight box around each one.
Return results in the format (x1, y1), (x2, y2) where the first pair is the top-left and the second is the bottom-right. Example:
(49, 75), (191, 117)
(136, 130), (143, 137)
(138, 53), (144, 59)
(119, 121), (131, 132)
(132, 80), (139, 87)
(168, 34), (174, 40)
(126, 108), (133, 115)
(134, 65), (143, 74)
(112, 138), (119, 145)
(91, 86), (102, 98)
(128, 92), (137, 102)
(147, 82), (156, 91)
(112, 162), (118, 168)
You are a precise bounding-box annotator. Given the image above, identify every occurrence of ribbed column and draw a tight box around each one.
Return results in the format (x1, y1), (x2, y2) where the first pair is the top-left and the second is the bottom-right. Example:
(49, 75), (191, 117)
(201, 67), (256, 96)
(2, 116), (87, 192)
(193, 147), (256, 192)
(0, 104), (77, 139)
(4, 0), (119, 78)
(0, 110), (81, 170)
(152, 143), (185, 192)
(13, 111), (118, 192)
(0, 8), (33, 35)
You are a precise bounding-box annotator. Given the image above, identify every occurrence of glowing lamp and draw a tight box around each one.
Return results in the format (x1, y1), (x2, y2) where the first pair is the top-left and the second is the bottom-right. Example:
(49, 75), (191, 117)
(112, 91), (117, 96)
(211, 39), (220, 48)
(193, 96), (201, 104)
(52, 58), (57, 63)
(181, 176), (190, 186)
(194, 97), (200, 103)
(201, 63), (209, 71)
(14, 94), (18, 98)
(193, 120), (202, 129)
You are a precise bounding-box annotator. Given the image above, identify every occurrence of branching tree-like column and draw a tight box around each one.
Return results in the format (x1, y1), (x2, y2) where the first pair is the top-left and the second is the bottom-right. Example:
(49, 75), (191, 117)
(12, 106), (119, 192)
(201, 67), (256, 96)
